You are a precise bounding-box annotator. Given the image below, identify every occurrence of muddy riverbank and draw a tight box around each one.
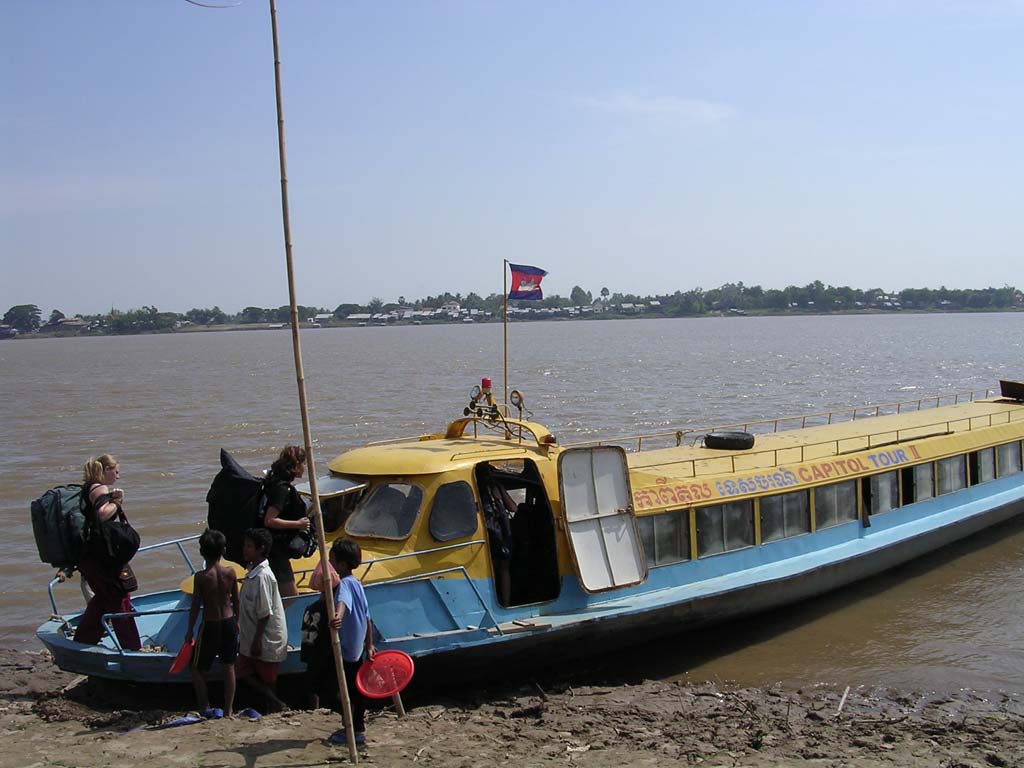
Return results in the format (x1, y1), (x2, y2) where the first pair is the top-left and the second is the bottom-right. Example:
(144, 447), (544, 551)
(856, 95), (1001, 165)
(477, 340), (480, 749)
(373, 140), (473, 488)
(3, 648), (1021, 767)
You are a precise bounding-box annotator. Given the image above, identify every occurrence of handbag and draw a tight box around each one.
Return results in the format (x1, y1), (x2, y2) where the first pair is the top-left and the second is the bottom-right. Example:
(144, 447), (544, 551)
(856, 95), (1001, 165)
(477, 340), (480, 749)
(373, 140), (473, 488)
(118, 562), (139, 593)
(277, 528), (317, 559)
(100, 509), (141, 566)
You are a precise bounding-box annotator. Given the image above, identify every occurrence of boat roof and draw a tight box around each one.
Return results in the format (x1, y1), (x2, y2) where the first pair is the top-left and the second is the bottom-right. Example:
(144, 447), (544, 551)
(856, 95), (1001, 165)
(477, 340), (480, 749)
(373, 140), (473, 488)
(324, 396), (1024, 481)
(627, 398), (1024, 481)
(327, 435), (548, 477)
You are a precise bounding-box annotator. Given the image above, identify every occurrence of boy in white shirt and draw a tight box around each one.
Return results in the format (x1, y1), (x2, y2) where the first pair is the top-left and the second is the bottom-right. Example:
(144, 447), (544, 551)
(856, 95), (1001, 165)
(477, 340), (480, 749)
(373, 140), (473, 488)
(236, 528), (288, 713)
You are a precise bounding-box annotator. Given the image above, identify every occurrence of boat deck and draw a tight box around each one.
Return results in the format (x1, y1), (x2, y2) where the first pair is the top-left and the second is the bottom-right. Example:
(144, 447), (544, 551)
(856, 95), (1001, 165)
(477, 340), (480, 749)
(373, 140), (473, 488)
(627, 398), (1024, 481)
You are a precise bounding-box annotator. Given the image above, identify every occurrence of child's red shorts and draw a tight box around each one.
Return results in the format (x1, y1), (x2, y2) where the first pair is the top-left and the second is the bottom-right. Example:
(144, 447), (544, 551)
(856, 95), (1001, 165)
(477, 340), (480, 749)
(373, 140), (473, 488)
(236, 654), (280, 684)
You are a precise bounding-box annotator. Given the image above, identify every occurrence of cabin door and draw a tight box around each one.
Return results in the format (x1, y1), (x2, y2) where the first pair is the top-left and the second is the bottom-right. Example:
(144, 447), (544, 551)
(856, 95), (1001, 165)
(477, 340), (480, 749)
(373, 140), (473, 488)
(558, 446), (647, 593)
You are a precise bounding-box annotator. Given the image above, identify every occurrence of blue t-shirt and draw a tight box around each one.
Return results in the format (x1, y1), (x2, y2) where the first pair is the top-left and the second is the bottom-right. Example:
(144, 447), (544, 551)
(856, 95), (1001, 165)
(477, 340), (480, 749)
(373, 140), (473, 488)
(333, 575), (370, 663)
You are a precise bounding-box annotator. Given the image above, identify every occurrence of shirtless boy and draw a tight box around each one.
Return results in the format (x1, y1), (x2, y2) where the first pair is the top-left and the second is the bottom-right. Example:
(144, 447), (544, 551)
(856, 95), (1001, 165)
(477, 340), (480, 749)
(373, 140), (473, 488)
(185, 528), (239, 718)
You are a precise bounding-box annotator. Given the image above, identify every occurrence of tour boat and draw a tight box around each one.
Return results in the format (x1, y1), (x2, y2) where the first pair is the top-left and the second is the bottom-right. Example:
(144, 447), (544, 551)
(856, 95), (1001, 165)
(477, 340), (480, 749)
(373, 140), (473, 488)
(37, 378), (1024, 682)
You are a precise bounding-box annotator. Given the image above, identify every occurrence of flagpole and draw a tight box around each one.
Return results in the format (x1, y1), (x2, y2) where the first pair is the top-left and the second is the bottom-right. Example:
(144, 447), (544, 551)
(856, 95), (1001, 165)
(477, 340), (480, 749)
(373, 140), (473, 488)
(268, 1), (357, 762)
(503, 259), (509, 407)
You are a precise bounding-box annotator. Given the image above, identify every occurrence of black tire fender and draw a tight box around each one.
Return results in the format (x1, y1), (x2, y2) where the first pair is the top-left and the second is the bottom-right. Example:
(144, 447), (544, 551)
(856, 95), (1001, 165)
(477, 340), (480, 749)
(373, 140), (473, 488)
(703, 431), (755, 450)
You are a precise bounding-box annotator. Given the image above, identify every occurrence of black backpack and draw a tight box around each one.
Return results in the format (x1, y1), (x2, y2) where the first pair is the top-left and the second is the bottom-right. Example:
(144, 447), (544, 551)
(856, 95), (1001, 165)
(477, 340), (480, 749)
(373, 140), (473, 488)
(300, 596), (329, 664)
(31, 484), (90, 568)
(206, 449), (266, 565)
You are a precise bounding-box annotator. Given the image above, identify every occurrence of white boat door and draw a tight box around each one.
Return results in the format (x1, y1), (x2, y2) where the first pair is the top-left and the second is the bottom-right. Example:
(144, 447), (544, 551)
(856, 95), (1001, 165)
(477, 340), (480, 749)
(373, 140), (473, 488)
(557, 446), (647, 593)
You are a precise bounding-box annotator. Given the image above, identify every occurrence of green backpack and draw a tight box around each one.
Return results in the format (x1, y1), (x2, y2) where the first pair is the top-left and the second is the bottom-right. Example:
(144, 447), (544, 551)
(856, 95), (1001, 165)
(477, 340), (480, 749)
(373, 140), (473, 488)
(31, 484), (90, 568)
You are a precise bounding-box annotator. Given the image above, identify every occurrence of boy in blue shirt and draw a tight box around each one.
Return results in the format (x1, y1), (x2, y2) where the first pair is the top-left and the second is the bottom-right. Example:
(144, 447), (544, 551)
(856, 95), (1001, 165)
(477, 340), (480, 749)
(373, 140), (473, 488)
(320, 538), (375, 747)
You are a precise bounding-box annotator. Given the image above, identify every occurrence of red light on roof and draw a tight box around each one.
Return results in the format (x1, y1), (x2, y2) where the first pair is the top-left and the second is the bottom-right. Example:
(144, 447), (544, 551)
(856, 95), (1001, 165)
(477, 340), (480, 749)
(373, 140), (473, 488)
(481, 377), (492, 390)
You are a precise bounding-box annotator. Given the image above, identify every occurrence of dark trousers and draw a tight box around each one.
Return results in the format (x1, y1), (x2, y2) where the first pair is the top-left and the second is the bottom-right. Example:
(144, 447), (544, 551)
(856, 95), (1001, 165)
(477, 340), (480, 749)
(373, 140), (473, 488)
(73, 557), (142, 650)
(307, 653), (366, 732)
(343, 658), (366, 733)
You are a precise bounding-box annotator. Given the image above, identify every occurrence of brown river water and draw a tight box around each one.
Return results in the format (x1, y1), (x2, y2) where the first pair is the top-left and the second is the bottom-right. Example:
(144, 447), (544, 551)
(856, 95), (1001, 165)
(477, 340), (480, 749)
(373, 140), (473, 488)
(2, 313), (1023, 691)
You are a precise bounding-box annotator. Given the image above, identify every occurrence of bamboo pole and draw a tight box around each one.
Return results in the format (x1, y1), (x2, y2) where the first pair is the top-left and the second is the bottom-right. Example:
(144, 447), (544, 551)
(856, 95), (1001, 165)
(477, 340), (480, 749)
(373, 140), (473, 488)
(267, 1), (357, 762)
(503, 259), (509, 406)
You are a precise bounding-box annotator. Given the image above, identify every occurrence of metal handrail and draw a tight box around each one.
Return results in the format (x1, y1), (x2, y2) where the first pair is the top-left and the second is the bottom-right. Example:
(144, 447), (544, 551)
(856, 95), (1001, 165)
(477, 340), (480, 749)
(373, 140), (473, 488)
(293, 539), (499, 640)
(47, 534), (201, 619)
(100, 607), (191, 654)
(564, 388), (998, 453)
(629, 408), (1024, 482)
(561, 387), (999, 454)
(364, 564), (503, 637)
(288, 538), (488, 588)
(57, 536), (499, 654)
(360, 538), (487, 580)
(97, 591), (311, 656)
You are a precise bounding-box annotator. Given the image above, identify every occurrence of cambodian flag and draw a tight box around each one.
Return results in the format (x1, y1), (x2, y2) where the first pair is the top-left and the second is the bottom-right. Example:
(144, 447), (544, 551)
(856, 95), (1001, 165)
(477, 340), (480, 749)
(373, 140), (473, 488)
(508, 263), (548, 300)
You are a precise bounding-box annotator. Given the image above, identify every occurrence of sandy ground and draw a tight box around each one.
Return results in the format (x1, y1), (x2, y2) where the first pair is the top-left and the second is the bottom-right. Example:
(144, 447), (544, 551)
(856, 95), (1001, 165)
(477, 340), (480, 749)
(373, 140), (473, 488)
(2, 648), (1022, 768)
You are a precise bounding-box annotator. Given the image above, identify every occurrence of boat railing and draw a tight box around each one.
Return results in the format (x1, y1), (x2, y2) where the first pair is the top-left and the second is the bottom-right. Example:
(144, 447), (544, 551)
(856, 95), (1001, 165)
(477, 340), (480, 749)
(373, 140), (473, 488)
(367, 413), (553, 452)
(358, 538), (487, 579)
(358, 539), (503, 636)
(365, 565), (504, 637)
(287, 538), (489, 587)
(628, 406), (1024, 481)
(54, 534), (498, 652)
(47, 534), (202, 620)
(100, 606), (191, 654)
(564, 387), (1000, 453)
(98, 591), (314, 655)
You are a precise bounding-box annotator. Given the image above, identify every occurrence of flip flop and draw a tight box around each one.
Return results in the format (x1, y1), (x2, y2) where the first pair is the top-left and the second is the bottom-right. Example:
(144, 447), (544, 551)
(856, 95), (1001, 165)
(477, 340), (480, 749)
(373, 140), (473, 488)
(237, 708), (262, 721)
(144, 715), (203, 730)
(200, 707), (224, 719)
(328, 729), (366, 747)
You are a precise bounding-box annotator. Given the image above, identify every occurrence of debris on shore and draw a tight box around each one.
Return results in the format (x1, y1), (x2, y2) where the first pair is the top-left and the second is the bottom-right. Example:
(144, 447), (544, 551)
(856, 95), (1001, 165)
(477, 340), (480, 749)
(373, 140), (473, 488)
(2, 648), (1022, 767)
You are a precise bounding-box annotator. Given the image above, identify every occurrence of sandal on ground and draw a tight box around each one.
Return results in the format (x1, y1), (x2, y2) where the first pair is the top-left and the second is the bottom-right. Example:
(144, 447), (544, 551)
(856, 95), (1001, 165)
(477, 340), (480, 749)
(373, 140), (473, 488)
(199, 707), (224, 719)
(144, 714), (203, 730)
(328, 729), (366, 747)
(236, 708), (261, 721)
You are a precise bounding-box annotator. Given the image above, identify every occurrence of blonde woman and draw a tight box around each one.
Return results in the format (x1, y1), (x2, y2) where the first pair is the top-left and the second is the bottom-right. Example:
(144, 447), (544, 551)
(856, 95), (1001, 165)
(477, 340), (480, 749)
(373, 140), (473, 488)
(73, 455), (142, 650)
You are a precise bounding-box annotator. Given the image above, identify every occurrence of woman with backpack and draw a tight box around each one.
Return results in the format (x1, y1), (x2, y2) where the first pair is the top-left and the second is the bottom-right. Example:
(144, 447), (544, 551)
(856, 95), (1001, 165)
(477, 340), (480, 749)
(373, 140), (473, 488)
(73, 454), (142, 650)
(262, 446), (312, 598)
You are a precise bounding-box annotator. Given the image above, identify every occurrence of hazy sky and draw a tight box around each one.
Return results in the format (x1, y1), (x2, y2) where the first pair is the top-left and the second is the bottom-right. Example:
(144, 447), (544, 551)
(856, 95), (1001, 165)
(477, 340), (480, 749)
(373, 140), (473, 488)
(3, 1), (1022, 317)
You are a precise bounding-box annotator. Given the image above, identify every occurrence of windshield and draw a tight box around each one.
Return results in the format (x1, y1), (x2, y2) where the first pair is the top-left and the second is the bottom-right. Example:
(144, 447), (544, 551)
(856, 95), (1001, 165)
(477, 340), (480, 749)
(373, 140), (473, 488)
(345, 482), (423, 539)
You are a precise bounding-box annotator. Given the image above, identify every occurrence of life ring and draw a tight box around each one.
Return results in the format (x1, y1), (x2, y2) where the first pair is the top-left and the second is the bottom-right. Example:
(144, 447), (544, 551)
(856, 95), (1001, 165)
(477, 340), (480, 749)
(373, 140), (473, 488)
(703, 431), (755, 450)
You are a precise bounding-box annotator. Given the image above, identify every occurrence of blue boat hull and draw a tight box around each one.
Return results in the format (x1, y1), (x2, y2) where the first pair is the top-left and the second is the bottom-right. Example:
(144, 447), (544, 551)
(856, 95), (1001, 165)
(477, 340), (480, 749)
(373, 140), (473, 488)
(37, 474), (1024, 683)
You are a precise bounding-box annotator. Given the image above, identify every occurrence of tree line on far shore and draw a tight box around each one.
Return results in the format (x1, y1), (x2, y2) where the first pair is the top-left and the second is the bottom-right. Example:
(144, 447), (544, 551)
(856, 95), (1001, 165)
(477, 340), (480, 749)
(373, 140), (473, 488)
(3, 282), (1021, 335)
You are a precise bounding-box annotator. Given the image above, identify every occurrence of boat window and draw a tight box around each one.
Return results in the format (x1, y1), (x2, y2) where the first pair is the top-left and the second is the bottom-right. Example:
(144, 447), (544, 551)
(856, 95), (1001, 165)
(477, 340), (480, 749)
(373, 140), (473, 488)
(696, 501), (753, 557)
(997, 441), (1022, 477)
(865, 471), (899, 515)
(637, 510), (690, 566)
(936, 455), (967, 495)
(901, 463), (934, 504)
(428, 481), (478, 542)
(814, 480), (857, 529)
(321, 490), (362, 533)
(969, 448), (996, 485)
(759, 490), (810, 543)
(487, 459), (527, 476)
(345, 482), (423, 539)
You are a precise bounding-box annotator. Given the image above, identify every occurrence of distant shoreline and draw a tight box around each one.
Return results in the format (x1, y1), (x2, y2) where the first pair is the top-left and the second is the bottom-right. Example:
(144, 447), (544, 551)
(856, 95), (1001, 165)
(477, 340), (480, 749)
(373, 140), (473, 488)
(5, 305), (1022, 340)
